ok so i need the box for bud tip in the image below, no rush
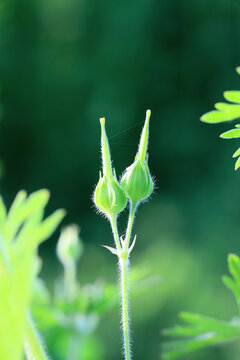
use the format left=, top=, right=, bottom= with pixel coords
left=100, top=117, right=105, bottom=126
left=146, top=109, right=151, bottom=118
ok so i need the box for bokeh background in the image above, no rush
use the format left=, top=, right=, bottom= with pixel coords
left=1, top=0, right=240, bottom=359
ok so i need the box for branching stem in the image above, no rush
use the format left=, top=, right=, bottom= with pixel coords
left=110, top=216, right=122, bottom=252
left=110, top=203, right=137, bottom=360
left=124, top=202, right=137, bottom=251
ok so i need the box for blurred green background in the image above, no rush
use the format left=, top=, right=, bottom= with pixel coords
left=1, top=0, right=240, bottom=359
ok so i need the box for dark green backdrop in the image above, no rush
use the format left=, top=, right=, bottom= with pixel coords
left=1, top=0, right=240, bottom=359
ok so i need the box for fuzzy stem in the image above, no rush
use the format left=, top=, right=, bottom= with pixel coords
left=119, top=257, right=131, bottom=360
left=110, top=205, right=137, bottom=360
left=24, top=311, right=49, bottom=360
left=64, top=260, right=77, bottom=301
left=124, top=202, right=137, bottom=251
left=120, top=203, right=137, bottom=360
left=110, top=216, right=122, bottom=252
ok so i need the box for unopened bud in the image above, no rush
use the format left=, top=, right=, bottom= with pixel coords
left=94, top=171, right=127, bottom=217
left=57, top=225, right=82, bottom=266
left=121, top=110, right=154, bottom=204
left=94, top=117, right=127, bottom=218
left=121, top=157, right=153, bottom=204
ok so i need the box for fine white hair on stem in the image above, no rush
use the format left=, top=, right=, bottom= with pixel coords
left=24, top=311, right=50, bottom=360
left=93, top=110, right=155, bottom=360
left=118, top=257, right=132, bottom=360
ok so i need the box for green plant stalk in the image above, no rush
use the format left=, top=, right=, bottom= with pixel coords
left=64, top=260, right=77, bottom=301
left=95, top=111, right=153, bottom=359
left=124, top=202, right=136, bottom=251
left=119, top=257, right=131, bottom=360
left=110, top=203, right=137, bottom=360
left=24, top=311, right=49, bottom=360
left=110, top=216, right=122, bottom=252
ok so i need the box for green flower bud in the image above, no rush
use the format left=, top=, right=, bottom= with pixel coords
left=94, top=117, right=127, bottom=218
left=94, top=171, right=127, bottom=217
left=56, top=225, right=83, bottom=266
left=121, top=110, right=154, bottom=204
left=121, top=157, right=153, bottom=204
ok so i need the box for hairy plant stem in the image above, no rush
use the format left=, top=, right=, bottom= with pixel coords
left=110, top=216, right=122, bottom=252
left=24, top=311, right=49, bottom=360
left=64, top=260, right=77, bottom=301
left=110, top=203, right=137, bottom=360
left=119, top=257, right=131, bottom=360
left=124, top=203, right=137, bottom=251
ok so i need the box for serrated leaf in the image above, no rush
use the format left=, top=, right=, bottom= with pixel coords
left=224, top=91, right=240, bottom=104
left=162, top=333, right=218, bottom=360
left=220, top=129, right=240, bottom=139
left=163, top=312, right=240, bottom=360
left=163, top=325, right=208, bottom=337
left=163, top=252, right=240, bottom=360
left=235, top=157, right=240, bottom=170
left=0, top=190, right=64, bottom=360
left=3, top=190, right=50, bottom=247
left=179, top=312, right=240, bottom=334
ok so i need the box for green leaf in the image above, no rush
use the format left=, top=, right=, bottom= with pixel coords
left=163, top=253, right=240, bottom=360
left=220, top=129, right=240, bottom=139
left=235, top=157, right=240, bottom=170
left=214, top=103, right=240, bottom=113
left=0, top=196, right=6, bottom=232
left=224, top=91, right=240, bottom=104
left=222, top=275, right=240, bottom=307
left=200, top=67, right=240, bottom=170
left=163, top=325, right=210, bottom=337
left=162, top=333, right=219, bottom=360
left=228, top=254, right=240, bottom=282
left=16, top=209, right=65, bottom=254
left=179, top=312, right=239, bottom=334
left=4, top=190, right=27, bottom=244
left=0, top=190, right=64, bottom=360
left=24, top=189, right=50, bottom=216
left=232, top=148, right=240, bottom=157
left=162, top=312, right=240, bottom=360
left=32, top=209, right=66, bottom=245
left=200, top=110, right=233, bottom=124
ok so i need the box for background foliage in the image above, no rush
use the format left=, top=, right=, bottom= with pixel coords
left=1, top=0, right=240, bottom=359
